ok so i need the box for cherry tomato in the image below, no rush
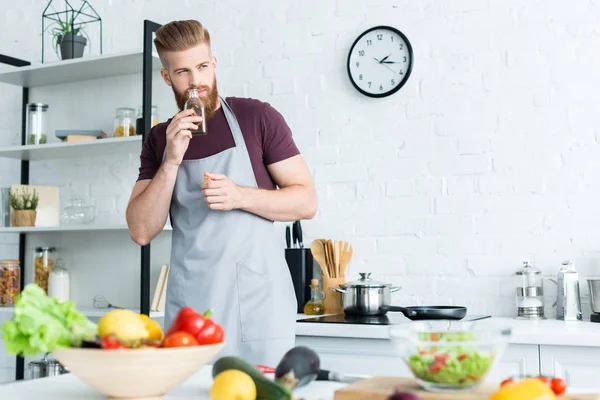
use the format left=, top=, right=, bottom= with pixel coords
left=101, top=335, right=126, bottom=350
left=162, top=331, right=199, bottom=348
left=256, top=365, right=276, bottom=374
left=500, top=377, right=513, bottom=387
left=551, top=377, right=567, bottom=395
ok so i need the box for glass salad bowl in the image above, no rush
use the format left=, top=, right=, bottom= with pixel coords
left=389, top=320, right=512, bottom=392
left=61, top=197, right=95, bottom=225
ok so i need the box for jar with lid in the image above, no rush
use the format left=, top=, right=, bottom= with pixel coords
left=113, top=107, right=136, bottom=137
left=0, top=260, right=20, bottom=306
left=27, top=103, right=49, bottom=145
left=514, top=261, right=545, bottom=319
left=136, top=105, right=159, bottom=127
left=48, top=259, right=70, bottom=303
left=34, top=247, right=56, bottom=294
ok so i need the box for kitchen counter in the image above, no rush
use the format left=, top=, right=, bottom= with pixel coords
left=0, top=366, right=346, bottom=399
left=295, top=315, right=600, bottom=347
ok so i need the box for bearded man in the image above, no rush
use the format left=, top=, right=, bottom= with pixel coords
left=125, top=19, right=317, bottom=365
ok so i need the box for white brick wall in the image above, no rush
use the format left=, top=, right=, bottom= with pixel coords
left=1, top=0, right=600, bottom=334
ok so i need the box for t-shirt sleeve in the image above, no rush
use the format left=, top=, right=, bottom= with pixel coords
left=261, top=102, right=300, bottom=165
left=137, top=128, right=160, bottom=181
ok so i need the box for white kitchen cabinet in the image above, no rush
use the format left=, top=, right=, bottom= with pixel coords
left=540, top=345, right=600, bottom=388
left=486, top=344, right=539, bottom=382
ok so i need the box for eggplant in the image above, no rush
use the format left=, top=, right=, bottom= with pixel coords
left=274, top=346, right=320, bottom=390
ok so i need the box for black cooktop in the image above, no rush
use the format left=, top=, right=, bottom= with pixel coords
left=297, top=313, right=492, bottom=325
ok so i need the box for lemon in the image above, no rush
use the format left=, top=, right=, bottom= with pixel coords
left=210, top=370, right=256, bottom=400
left=139, top=314, right=163, bottom=341
left=98, top=309, right=149, bottom=342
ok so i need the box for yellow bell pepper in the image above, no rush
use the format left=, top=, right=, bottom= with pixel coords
left=489, top=378, right=557, bottom=400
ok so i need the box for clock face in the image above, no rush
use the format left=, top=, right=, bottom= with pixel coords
left=347, top=26, right=414, bottom=98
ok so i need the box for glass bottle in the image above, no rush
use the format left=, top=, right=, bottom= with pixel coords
left=34, top=247, right=56, bottom=294
left=113, top=107, right=136, bottom=137
left=48, top=259, right=70, bottom=303
left=183, top=89, right=207, bottom=135
left=27, top=103, right=49, bottom=145
left=0, top=260, right=20, bottom=306
left=303, top=279, right=325, bottom=315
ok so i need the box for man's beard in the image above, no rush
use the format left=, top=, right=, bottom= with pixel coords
left=172, top=77, right=220, bottom=120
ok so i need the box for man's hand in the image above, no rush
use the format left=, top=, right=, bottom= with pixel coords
left=164, top=109, right=202, bottom=167
left=200, top=172, right=244, bottom=211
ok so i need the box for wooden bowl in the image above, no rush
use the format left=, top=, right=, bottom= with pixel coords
left=52, top=343, right=224, bottom=399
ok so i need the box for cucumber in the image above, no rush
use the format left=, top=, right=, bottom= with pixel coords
left=212, top=356, right=292, bottom=400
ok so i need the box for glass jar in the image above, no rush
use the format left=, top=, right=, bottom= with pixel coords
left=61, top=197, right=95, bottom=225
left=113, top=107, right=136, bottom=137
left=514, top=261, right=545, bottom=319
left=27, top=103, right=49, bottom=145
left=0, top=260, right=20, bottom=306
left=183, top=89, right=207, bottom=135
left=48, top=259, right=70, bottom=303
left=34, top=247, right=56, bottom=294
left=137, top=105, right=159, bottom=127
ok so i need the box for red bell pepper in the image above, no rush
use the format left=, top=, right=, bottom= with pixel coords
left=165, top=307, right=224, bottom=345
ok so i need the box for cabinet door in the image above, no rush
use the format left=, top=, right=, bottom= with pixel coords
left=486, top=344, right=539, bottom=383
left=540, top=345, right=600, bottom=390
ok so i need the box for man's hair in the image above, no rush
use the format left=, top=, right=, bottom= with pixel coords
left=154, top=20, right=211, bottom=66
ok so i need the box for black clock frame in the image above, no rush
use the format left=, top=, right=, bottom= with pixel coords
left=346, top=25, right=414, bottom=98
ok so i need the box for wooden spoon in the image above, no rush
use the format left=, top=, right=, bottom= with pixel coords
left=310, top=240, right=329, bottom=279
left=339, top=241, right=353, bottom=278
left=326, top=239, right=335, bottom=278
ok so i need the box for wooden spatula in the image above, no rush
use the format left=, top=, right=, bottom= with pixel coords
left=339, top=241, right=353, bottom=278
left=310, top=240, right=329, bottom=279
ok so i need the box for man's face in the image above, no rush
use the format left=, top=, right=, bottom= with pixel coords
left=160, top=43, right=220, bottom=119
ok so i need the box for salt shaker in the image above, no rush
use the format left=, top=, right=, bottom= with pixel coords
left=556, top=260, right=582, bottom=321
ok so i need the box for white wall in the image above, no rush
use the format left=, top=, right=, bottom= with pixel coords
left=1, top=0, right=600, bottom=332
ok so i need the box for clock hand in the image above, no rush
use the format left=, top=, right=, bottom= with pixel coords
left=382, top=60, right=401, bottom=64
left=380, top=62, right=399, bottom=75
left=379, top=54, right=391, bottom=63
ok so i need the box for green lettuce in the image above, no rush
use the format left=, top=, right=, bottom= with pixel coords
left=1, top=283, right=97, bottom=356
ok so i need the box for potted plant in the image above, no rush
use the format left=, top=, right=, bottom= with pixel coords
left=51, top=15, right=89, bottom=60
left=10, top=187, right=39, bottom=227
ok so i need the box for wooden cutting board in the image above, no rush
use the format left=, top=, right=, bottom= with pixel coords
left=333, top=377, right=600, bottom=400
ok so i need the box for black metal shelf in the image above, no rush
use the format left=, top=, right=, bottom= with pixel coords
left=0, top=19, right=162, bottom=381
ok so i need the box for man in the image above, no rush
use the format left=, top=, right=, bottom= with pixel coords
left=125, top=19, right=318, bottom=365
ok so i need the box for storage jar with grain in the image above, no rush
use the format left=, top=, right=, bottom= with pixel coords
left=34, top=247, right=55, bottom=294
left=0, top=260, right=20, bottom=306
left=113, top=107, right=136, bottom=137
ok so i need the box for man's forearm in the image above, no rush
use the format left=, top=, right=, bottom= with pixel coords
left=237, top=184, right=317, bottom=222
left=126, top=163, right=178, bottom=245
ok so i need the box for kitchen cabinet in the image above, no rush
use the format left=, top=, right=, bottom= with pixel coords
left=540, top=345, right=600, bottom=388
left=295, top=336, right=539, bottom=381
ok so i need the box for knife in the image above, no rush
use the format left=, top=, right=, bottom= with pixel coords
left=292, top=221, right=298, bottom=248
left=285, top=225, right=291, bottom=249
left=316, top=369, right=369, bottom=384
left=295, top=221, right=304, bottom=248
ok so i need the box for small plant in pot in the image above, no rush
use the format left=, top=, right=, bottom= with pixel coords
left=51, top=15, right=89, bottom=60
left=10, top=187, right=39, bottom=227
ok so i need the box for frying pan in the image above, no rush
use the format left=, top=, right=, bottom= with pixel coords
left=378, top=305, right=467, bottom=321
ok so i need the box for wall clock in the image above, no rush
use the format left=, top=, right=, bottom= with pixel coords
left=347, top=25, right=414, bottom=98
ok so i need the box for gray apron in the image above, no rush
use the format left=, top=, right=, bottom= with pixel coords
left=162, top=96, right=297, bottom=367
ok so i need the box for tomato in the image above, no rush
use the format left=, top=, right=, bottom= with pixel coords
left=162, top=331, right=199, bottom=348
left=434, top=354, right=449, bottom=365
left=458, top=354, right=468, bottom=361
left=101, top=335, right=126, bottom=350
left=256, top=365, right=275, bottom=374
left=429, top=362, right=443, bottom=373
left=550, top=377, right=567, bottom=395
left=500, top=378, right=513, bottom=387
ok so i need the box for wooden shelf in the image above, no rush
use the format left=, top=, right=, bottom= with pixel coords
left=0, top=136, right=143, bottom=161
left=0, top=305, right=164, bottom=319
left=0, top=51, right=162, bottom=87
left=0, top=224, right=172, bottom=234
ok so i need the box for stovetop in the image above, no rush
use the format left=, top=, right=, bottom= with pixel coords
left=297, top=313, right=492, bottom=325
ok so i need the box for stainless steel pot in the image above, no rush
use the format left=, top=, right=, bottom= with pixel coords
left=330, top=273, right=401, bottom=316
left=28, top=353, right=68, bottom=379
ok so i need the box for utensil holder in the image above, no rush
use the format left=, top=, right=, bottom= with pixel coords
left=322, top=277, right=346, bottom=315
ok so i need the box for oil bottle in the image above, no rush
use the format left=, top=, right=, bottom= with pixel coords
left=303, top=279, right=325, bottom=315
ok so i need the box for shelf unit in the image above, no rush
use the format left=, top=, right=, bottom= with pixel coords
left=0, top=306, right=164, bottom=319
left=0, top=20, right=163, bottom=381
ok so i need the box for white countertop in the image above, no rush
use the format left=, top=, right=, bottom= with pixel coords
left=0, top=366, right=344, bottom=400
left=295, top=315, right=600, bottom=347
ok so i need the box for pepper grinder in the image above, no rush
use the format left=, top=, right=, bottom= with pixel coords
left=514, top=261, right=546, bottom=320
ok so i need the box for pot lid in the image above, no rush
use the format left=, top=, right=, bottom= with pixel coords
left=340, top=272, right=391, bottom=288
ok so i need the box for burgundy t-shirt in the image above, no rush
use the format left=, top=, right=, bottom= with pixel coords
left=137, top=97, right=300, bottom=189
